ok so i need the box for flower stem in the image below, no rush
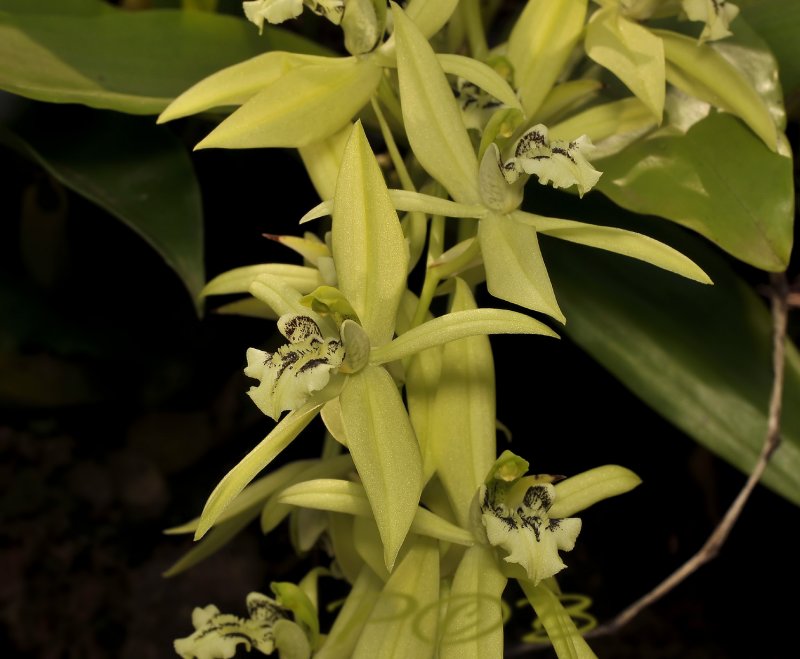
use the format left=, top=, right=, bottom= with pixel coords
left=461, top=0, right=489, bottom=60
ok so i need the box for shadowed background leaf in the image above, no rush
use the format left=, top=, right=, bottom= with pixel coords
left=596, top=112, right=794, bottom=272
left=0, top=0, right=328, bottom=114
left=1, top=100, right=204, bottom=303
left=543, top=211, right=800, bottom=506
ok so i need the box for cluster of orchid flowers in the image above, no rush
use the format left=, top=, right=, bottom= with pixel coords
left=156, top=0, right=768, bottom=656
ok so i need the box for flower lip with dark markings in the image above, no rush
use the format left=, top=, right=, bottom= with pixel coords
left=244, top=313, right=345, bottom=420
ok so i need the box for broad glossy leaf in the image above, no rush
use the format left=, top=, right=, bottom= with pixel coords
left=369, top=307, right=558, bottom=366
left=2, top=105, right=204, bottom=301
left=478, top=213, right=565, bottom=323
left=351, top=537, right=439, bottom=659
left=392, top=3, right=480, bottom=204
left=707, top=17, right=786, bottom=133
left=0, top=0, right=102, bottom=14
left=429, top=280, right=497, bottom=527
left=332, top=122, right=408, bottom=345
left=506, top=0, right=588, bottom=118
left=440, top=545, right=507, bottom=659
left=183, top=0, right=218, bottom=10
left=545, top=223, right=800, bottom=506
left=740, top=0, right=800, bottom=95
left=195, top=402, right=323, bottom=539
left=595, top=112, right=793, bottom=271
left=0, top=1, right=325, bottom=114
left=339, top=366, right=424, bottom=570
left=197, top=57, right=381, bottom=149
left=656, top=28, right=778, bottom=150
left=513, top=211, right=711, bottom=284
left=585, top=8, right=665, bottom=120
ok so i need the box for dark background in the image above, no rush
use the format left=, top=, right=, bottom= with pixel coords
left=1, top=76, right=799, bottom=659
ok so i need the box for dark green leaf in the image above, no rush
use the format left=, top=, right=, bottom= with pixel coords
left=2, top=103, right=204, bottom=303
left=596, top=112, right=794, bottom=271
left=545, top=222, right=800, bottom=506
left=739, top=0, right=800, bottom=96
left=0, top=0, right=328, bottom=114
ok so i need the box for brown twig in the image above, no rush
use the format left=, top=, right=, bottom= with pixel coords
left=589, top=272, right=791, bottom=638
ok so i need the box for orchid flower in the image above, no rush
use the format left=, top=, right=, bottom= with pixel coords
left=584, top=0, right=776, bottom=150
left=681, top=0, right=739, bottom=42
left=174, top=592, right=291, bottom=659
left=300, top=4, right=709, bottom=325
left=243, top=0, right=345, bottom=32
left=189, top=122, right=558, bottom=574
left=175, top=581, right=320, bottom=659
left=479, top=452, right=581, bottom=585
left=244, top=313, right=346, bottom=421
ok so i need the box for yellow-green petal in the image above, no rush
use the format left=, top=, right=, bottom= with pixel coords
left=351, top=537, right=440, bottom=659
left=202, top=264, right=322, bottom=298
left=507, top=0, right=589, bottom=118
left=157, top=50, right=324, bottom=123
left=429, top=279, right=497, bottom=527
left=196, top=57, right=381, bottom=149
left=656, top=28, right=777, bottom=150
left=440, top=544, right=507, bottom=658
left=478, top=214, right=564, bottom=323
left=512, top=211, right=712, bottom=284
left=585, top=7, right=665, bottom=121
left=519, top=581, right=598, bottom=659
left=392, top=3, right=480, bottom=204
left=332, top=122, right=409, bottom=345
left=339, top=366, right=423, bottom=570
left=277, top=478, right=474, bottom=545
left=195, top=401, right=322, bottom=539
left=551, top=465, right=642, bottom=518
left=369, top=307, right=558, bottom=365
left=314, top=566, right=383, bottom=659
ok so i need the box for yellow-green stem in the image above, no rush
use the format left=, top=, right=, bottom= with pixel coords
left=411, top=236, right=481, bottom=328
left=461, top=0, right=489, bottom=60
left=370, top=97, right=416, bottom=192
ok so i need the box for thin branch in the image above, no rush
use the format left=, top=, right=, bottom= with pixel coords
left=590, top=272, right=790, bottom=637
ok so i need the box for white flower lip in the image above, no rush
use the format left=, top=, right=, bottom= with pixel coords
left=245, top=314, right=345, bottom=420
left=480, top=474, right=582, bottom=585
left=501, top=123, right=602, bottom=197
left=243, top=0, right=304, bottom=32
left=174, top=592, right=287, bottom=659
left=682, top=0, right=740, bottom=42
